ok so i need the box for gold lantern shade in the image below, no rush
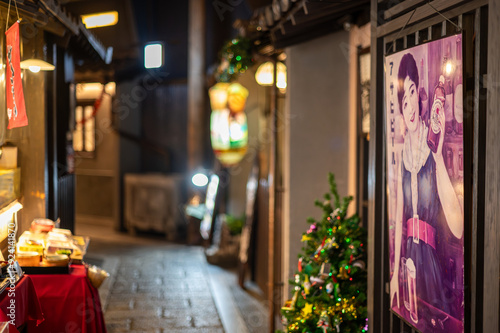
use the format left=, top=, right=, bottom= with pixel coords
left=208, top=83, right=230, bottom=110
left=209, top=83, right=249, bottom=166
left=227, top=83, right=249, bottom=113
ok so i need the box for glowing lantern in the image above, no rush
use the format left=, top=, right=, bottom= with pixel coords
left=209, top=82, right=249, bottom=166
left=255, top=61, right=287, bottom=91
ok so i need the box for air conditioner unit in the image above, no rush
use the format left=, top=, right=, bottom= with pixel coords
left=124, top=173, right=183, bottom=240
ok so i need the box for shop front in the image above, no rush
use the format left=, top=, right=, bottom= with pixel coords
left=0, top=0, right=112, bottom=331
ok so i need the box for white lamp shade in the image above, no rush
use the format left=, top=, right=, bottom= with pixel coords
left=20, top=58, right=55, bottom=72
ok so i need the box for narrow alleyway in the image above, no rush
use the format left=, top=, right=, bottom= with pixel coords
left=76, top=224, right=268, bottom=333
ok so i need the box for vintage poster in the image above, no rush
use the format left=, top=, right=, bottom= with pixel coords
left=385, top=34, right=464, bottom=332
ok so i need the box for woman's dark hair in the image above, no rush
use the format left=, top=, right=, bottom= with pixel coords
left=397, top=53, right=421, bottom=115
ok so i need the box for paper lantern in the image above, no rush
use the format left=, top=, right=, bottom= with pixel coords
left=209, top=83, right=249, bottom=166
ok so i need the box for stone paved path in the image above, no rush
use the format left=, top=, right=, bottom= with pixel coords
left=79, top=224, right=268, bottom=333
left=100, top=244, right=223, bottom=333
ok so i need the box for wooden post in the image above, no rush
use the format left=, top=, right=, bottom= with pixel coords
left=268, top=57, right=277, bottom=333
left=188, top=0, right=206, bottom=173
left=484, top=1, right=500, bottom=332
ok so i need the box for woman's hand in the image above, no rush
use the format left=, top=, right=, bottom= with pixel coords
left=390, top=270, right=400, bottom=309
left=432, top=106, right=446, bottom=160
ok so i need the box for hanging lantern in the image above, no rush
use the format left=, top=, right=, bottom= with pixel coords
left=255, top=61, right=287, bottom=91
left=209, top=82, right=249, bottom=166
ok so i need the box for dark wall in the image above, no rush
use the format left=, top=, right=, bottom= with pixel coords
left=141, top=82, right=188, bottom=173
left=125, top=0, right=251, bottom=174
left=131, top=0, right=189, bottom=80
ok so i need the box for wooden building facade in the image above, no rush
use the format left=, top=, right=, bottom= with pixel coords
left=367, top=0, right=499, bottom=332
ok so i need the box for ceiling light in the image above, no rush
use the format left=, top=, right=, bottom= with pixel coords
left=81, top=11, right=119, bottom=29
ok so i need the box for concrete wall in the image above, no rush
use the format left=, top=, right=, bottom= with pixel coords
left=74, top=84, right=119, bottom=229
left=284, top=30, right=352, bottom=283
left=225, top=69, right=265, bottom=218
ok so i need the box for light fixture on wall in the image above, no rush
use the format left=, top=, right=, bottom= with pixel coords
left=255, top=61, right=287, bottom=91
left=192, top=172, right=209, bottom=187
left=144, top=43, right=163, bottom=69
left=20, top=58, right=54, bottom=73
left=20, top=33, right=55, bottom=73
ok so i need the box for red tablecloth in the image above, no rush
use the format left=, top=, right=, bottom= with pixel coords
left=28, top=265, right=106, bottom=333
left=0, top=275, right=44, bottom=332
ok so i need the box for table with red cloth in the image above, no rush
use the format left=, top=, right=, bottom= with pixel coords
left=28, top=265, right=107, bottom=333
left=0, top=275, right=44, bottom=333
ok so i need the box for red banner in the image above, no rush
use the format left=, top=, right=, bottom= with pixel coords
left=6, top=21, right=27, bottom=129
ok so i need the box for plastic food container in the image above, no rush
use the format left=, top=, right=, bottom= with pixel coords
left=50, top=228, right=72, bottom=237
left=30, top=218, right=55, bottom=233
left=45, top=254, right=69, bottom=266
left=17, top=251, right=41, bottom=266
left=18, top=231, right=46, bottom=255
left=45, top=240, right=74, bottom=256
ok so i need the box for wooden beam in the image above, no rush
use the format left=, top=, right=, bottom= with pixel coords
left=382, top=0, right=487, bottom=46
left=39, top=0, right=79, bottom=35
left=77, top=21, right=110, bottom=63
left=384, top=0, right=424, bottom=20
left=0, top=1, right=68, bottom=37
left=377, top=0, right=464, bottom=37
left=483, top=1, right=500, bottom=332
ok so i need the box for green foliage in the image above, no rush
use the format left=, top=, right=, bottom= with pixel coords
left=225, top=214, right=244, bottom=235
left=278, top=173, right=368, bottom=333
left=216, top=37, right=254, bottom=83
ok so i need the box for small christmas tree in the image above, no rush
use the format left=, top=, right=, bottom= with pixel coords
left=279, top=173, right=368, bottom=333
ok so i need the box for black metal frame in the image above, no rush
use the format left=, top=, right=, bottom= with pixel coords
left=368, top=1, right=491, bottom=332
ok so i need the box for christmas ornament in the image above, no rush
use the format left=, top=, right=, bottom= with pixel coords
left=353, top=260, right=366, bottom=270
left=311, top=236, right=327, bottom=260
left=303, top=264, right=313, bottom=275
left=302, top=303, right=313, bottom=316
left=338, top=266, right=349, bottom=280
left=326, top=282, right=334, bottom=294
left=301, top=234, right=312, bottom=242
left=307, top=223, right=317, bottom=234
left=319, top=262, right=331, bottom=279
left=310, top=276, right=325, bottom=285
left=303, top=275, right=311, bottom=295
left=317, top=311, right=331, bottom=333
left=282, top=290, right=299, bottom=311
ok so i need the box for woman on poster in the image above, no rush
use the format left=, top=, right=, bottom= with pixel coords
left=389, top=53, right=463, bottom=317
